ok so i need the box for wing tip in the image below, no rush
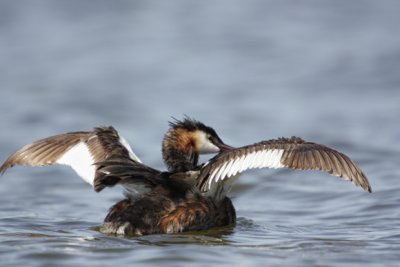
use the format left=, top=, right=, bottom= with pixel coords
left=0, top=165, right=7, bottom=175
left=93, top=173, right=107, bottom=193
left=355, top=169, right=372, bottom=193
left=0, top=158, right=15, bottom=175
left=351, top=172, right=372, bottom=193
left=363, top=182, right=372, bottom=193
left=94, top=183, right=105, bottom=193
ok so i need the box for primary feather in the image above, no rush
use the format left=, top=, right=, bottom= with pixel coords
left=197, top=137, right=371, bottom=198
left=0, top=127, right=142, bottom=191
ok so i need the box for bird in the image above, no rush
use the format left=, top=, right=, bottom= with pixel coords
left=0, top=117, right=371, bottom=235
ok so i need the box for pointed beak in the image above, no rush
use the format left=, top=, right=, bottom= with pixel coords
left=217, top=142, right=234, bottom=152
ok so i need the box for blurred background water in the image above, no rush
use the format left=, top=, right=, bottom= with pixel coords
left=0, top=1, right=399, bottom=267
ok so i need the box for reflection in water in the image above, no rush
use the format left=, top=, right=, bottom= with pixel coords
left=92, top=224, right=236, bottom=246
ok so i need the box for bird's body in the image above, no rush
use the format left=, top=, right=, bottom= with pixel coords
left=0, top=117, right=371, bottom=235
left=101, top=186, right=235, bottom=235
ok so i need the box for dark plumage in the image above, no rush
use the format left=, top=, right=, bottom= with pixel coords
left=101, top=187, right=235, bottom=235
left=0, top=118, right=371, bottom=236
left=169, top=117, right=221, bottom=141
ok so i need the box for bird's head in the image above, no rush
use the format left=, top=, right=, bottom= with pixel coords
left=162, top=117, right=232, bottom=171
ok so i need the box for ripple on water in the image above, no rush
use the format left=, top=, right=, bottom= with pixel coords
left=1, top=1, right=400, bottom=267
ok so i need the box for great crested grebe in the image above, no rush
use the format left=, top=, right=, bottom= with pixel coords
left=0, top=117, right=371, bottom=235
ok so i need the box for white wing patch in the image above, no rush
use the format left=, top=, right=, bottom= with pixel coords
left=119, top=135, right=142, bottom=163
left=56, top=135, right=141, bottom=186
left=1, top=127, right=143, bottom=192
left=57, top=142, right=96, bottom=185
left=207, top=149, right=285, bottom=189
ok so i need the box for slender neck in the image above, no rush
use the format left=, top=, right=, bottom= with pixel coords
left=162, top=128, right=199, bottom=172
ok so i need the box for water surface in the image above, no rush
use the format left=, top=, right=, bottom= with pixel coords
left=0, top=1, right=399, bottom=267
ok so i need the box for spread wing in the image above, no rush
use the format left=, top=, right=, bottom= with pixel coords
left=0, top=127, right=148, bottom=192
left=94, top=158, right=199, bottom=196
left=196, top=137, right=371, bottom=196
left=93, top=158, right=164, bottom=195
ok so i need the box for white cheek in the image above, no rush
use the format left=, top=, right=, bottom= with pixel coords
left=197, top=132, right=220, bottom=154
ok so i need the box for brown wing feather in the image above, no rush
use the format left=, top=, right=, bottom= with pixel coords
left=0, top=127, right=144, bottom=193
left=280, top=142, right=371, bottom=192
left=0, top=132, right=86, bottom=172
left=197, top=137, right=371, bottom=196
left=93, top=158, right=162, bottom=193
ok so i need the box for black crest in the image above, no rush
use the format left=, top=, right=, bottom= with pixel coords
left=169, top=116, right=219, bottom=138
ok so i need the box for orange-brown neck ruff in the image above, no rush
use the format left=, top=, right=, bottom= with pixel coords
left=162, top=128, right=199, bottom=172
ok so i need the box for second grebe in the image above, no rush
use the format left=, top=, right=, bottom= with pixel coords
left=0, top=117, right=371, bottom=235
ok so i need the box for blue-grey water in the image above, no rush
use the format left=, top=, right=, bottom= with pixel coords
left=0, top=1, right=399, bottom=266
